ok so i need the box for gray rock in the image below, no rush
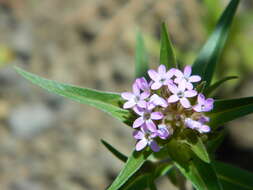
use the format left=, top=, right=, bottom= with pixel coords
left=8, top=104, right=55, bottom=139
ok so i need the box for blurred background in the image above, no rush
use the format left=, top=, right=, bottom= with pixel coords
left=0, top=0, right=253, bottom=189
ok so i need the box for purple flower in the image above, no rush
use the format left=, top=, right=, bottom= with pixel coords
left=167, top=83, right=197, bottom=108
left=135, top=77, right=151, bottom=97
left=133, top=126, right=160, bottom=152
left=150, top=94, right=168, bottom=108
left=156, top=124, right=170, bottom=139
left=174, top=66, right=201, bottom=90
left=133, top=102, right=163, bottom=132
left=184, top=118, right=210, bottom=133
left=193, top=93, right=214, bottom=112
left=199, top=116, right=210, bottom=124
left=148, top=65, right=174, bottom=90
left=121, top=82, right=149, bottom=109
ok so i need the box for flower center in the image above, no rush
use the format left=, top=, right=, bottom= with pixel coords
left=134, top=96, right=140, bottom=102
left=160, top=78, right=166, bottom=83
left=143, top=112, right=151, bottom=120
left=177, top=91, right=184, bottom=98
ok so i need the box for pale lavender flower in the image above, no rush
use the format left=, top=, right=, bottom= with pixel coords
left=167, top=83, right=197, bottom=108
left=121, top=82, right=149, bottom=109
left=135, top=77, right=151, bottom=97
left=184, top=118, right=210, bottom=133
left=133, top=102, right=163, bottom=132
left=156, top=124, right=170, bottom=139
left=150, top=94, right=168, bottom=108
left=133, top=125, right=160, bottom=152
left=199, top=116, right=210, bottom=124
left=148, top=65, right=174, bottom=90
left=174, top=66, right=201, bottom=90
left=193, top=93, right=214, bottom=112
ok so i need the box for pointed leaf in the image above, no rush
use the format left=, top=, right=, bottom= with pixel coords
left=107, top=150, right=152, bottom=190
left=185, top=137, right=210, bottom=163
left=208, top=97, right=253, bottom=127
left=166, top=140, right=222, bottom=190
left=135, top=31, right=149, bottom=79
left=205, top=76, right=238, bottom=96
left=192, top=0, right=240, bottom=87
left=101, top=139, right=128, bottom=162
left=160, top=23, right=177, bottom=69
left=215, top=161, right=253, bottom=190
left=15, top=67, right=132, bottom=125
left=122, top=174, right=149, bottom=190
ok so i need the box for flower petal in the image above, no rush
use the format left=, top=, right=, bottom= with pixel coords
left=132, top=83, right=140, bottom=95
left=121, top=92, right=134, bottom=100
left=123, top=100, right=136, bottom=109
left=146, top=120, right=157, bottom=132
left=189, top=75, right=201, bottom=83
left=151, top=112, right=164, bottom=120
left=193, top=104, right=202, bottom=112
left=137, top=100, right=147, bottom=108
left=158, top=64, right=166, bottom=74
left=180, top=98, right=191, bottom=108
left=168, top=95, right=179, bottom=103
left=184, top=65, right=192, bottom=78
left=150, top=94, right=168, bottom=107
left=151, top=82, right=162, bottom=90
left=197, top=93, right=206, bottom=104
left=174, top=69, right=183, bottom=78
left=168, top=84, right=179, bottom=94
left=149, top=140, right=160, bottom=152
left=185, top=82, right=193, bottom=90
left=148, top=70, right=159, bottom=81
left=136, top=139, right=148, bottom=151
left=184, top=90, right=197, bottom=97
left=133, top=117, right=145, bottom=128
left=133, top=130, right=144, bottom=140
left=198, top=125, right=211, bottom=133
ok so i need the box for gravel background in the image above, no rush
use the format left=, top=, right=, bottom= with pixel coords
left=0, top=0, right=253, bottom=189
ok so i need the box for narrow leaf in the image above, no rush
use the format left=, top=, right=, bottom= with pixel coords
left=208, top=97, right=253, bottom=127
left=160, top=23, right=177, bottom=69
left=185, top=137, right=210, bottom=163
left=205, top=76, right=238, bottom=96
left=135, top=31, right=149, bottom=79
left=122, top=174, right=149, bottom=190
left=15, top=67, right=132, bottom=125
left=167, top=140, right=222, bottom=190
left=107, top=150, right=152, bottom=190
left=101, top=139, right=128, bottom=162
left=215, top=161, right=253, bottom=190
left=192, top=0, right=240, bottom=87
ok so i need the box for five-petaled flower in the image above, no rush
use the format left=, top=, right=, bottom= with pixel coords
left=168, top=83, right=197, bottom=108
left=193, top=93, right=214, bottom=112
left=148, top=64, right=174, bottom=90
left=174, top=66, right=201, bottom=90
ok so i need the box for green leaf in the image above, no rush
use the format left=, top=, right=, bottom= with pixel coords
left=208, top=97, right=253, bottom=127
left=160, top=23, right=177, bottom=69
left=206, top=129, right=227, bottom=153
left=192, top=0, right=240, bottom=87
left=166, top=140, right=222, bottom=190
left=122, top=174, right=149, bottom=190
left=101, top=139, right=128, bottom=162
left=107, top=150, right=152, bottom=190
left=185, top=136, right=210, bottom=163
left=121, top=162, right=173, bottom=190
left=205, top=76, right=238, bottom=96
left=135, top=31, right=149, bottom=79
left=15, top=67, right=132, bottom=125
left=214, top=161, right=253, bottom=190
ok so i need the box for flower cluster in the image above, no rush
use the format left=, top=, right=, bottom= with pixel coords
left=121, top=65, right=214, bottom=152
